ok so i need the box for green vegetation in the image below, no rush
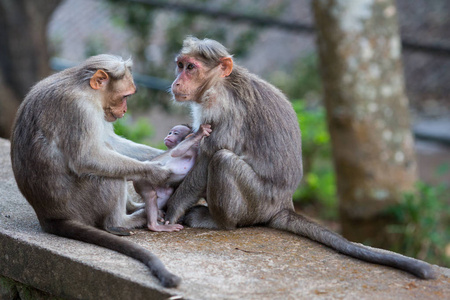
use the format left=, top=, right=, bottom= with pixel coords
left=386, top=176, right=450, bottom=267
left=291, top=100, right=338, bottom=220
left=114, top=114, right=155, bottom=146
left=271, top=54, right=322, bottom=101
left=271, top=53, right=338, bottom=219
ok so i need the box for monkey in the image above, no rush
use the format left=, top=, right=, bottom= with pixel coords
left=133, top=123, right=212, bottom=232
left=10, top=54, right=181, bottom=288
left=164, top=36, right=436, bottom=280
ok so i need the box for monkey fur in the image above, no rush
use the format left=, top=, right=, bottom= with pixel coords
left=10, top=54, right=180, bottom=288
left=166, top=36, right=435, bottom=280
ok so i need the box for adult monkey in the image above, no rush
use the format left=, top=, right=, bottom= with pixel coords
left=10, top=55, right=180, bottom=288
left=166, top=36, right=435, bottom=279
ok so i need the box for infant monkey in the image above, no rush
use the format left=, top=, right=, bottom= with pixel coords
left=134, top=124, right=212, bottom=232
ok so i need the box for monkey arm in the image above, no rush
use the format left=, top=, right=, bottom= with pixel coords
left=107, top=132, right=164, bottom=161
left=169, top=135, right=200, bottom=158
left=165, top=157, right=209, bottom=223
left=170, top=124, right=211, bottom=158
left=69, top=141, right=170, bottom=184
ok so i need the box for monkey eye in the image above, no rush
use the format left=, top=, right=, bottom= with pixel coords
left=177, top=62, right=183, bottom=69
left=187, top=63, right=195, bottom=70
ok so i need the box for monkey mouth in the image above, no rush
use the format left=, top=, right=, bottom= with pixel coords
left=114, top=112, right=125, bottom=119
left=173, top=93, right=190, bottom=101
left=164, top=139, right=176, bottom=148
left=105, top=112, right=125, bottom=122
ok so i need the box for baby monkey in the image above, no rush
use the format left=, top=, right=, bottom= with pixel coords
left=134, top=124, right=212, bottom=232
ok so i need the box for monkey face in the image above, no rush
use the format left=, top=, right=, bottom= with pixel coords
left=171, top=55, right=233, bottom=104
left=103, top=71, right=136, bottom=122
left=171, top=56, right=208, bottom=103
left=164, top=125, right=191, bottom=149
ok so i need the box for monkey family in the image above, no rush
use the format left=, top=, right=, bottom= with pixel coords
left=10, top=37, right=436, bottom=288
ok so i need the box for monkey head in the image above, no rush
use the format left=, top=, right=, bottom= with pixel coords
left=164, top=125, right=191, bottom=149
left=171, top=39, right=233, bottom=103
left=89, top=69, right=136, bottom=122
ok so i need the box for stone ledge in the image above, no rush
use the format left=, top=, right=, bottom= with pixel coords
left=1, top=137, right=449, bottom=300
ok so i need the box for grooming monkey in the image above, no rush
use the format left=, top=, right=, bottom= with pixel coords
left=10, top=55, right=180, bottom=288
left=134, top=123, right=211, bottom=232
left=165, top=36, right=436, bottom=279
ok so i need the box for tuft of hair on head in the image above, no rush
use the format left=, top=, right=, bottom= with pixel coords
left=79, top=54, right=133, bottom=83
left=180, top=36, right=232, bottom=68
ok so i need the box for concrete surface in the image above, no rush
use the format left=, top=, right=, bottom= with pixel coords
left=0, top=137, right=449, bottom=300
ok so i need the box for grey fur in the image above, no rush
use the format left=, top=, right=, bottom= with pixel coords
left=10, top=54, right=180, bottom=288
left=166, top=37, right=435, bottom=280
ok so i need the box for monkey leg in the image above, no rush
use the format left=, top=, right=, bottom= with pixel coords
left=183, top=205, right=220, bottom=229
left=146, top=189, right=183, bottom=232
left=126, top=198, right=145, bottom=213
left=155, top=186, right=174, bottom=210
left=165, top=159, right=209, bottom=224
left=185, top=149, right=275, bottom=229
left=104, top=191, right=147, bottom=230
left=121, top=208, right=147, bottom=229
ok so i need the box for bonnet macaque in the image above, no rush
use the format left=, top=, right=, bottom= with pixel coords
left=10, top=54, right=180, bottom=287
left=165, top=36, right=435, bottom=280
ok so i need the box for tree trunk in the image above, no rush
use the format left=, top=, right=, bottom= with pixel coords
left=0, top=0, right=61, bottom=138
left=312, top=0, right=418, bottom=246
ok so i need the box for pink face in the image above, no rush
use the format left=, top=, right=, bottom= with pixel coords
left=164, top=125, right=191, bottom=149
left=171, top=56, right=206, bottom=103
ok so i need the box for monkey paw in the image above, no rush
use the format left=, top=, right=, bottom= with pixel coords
left=147, top=223, right=184, bottom=232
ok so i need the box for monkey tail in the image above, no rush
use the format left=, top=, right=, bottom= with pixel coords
left=268, top=209, right=436, bottom=279
left=44, top=219, right=181, bottom=288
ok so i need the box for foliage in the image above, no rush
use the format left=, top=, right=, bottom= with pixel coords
left=386, top=177, right=450, bottom=267
left=291, top=100, right=338, bottom=219
left=271, top=53, right=322, bottom=101
left=113, top=114, right=155, bottom=145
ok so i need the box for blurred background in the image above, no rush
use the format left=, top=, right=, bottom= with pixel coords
left=0, top=0, right=448, bottom=267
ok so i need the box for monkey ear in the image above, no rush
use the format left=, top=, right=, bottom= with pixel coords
left=220, top=57, right=233, bottom=77
left=89, top=70, right=109, bottom=90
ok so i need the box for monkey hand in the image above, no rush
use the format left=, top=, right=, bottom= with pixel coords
left=198, top=124, right=212, bottom=137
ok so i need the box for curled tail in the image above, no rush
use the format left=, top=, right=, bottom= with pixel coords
left=44, top=219, right=181, bottom=288
left=268, top=209, right=436, bottom=279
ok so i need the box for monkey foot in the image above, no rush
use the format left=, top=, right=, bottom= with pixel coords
left=106, top=227, right=133, bottom=236
left=147, top=223, right=184, bottom=232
